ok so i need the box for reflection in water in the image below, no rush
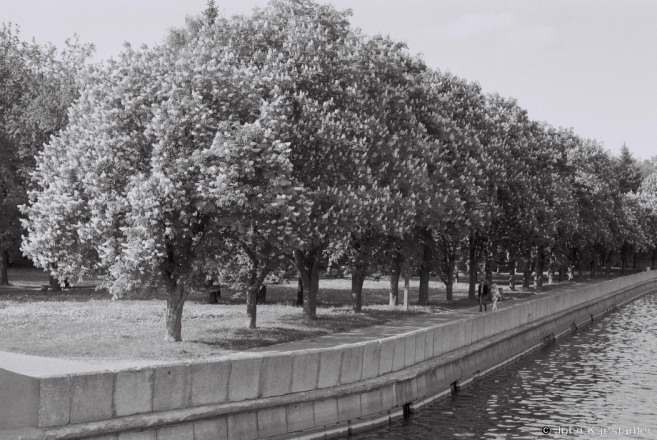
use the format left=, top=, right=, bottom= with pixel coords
left=352, top=293, right=657, bottom=439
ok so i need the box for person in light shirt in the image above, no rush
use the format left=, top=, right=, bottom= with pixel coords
left=490, top=283, right=502, bottom=311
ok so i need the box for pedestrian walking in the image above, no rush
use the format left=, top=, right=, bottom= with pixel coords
left=491, top=283, right=501, bottom=311
left=478, top=281, right=489, bottom=312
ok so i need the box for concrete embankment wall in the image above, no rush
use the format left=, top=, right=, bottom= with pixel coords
left=2, top=271, right=656, bottom=440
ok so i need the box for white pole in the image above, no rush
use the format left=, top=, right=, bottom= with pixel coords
left=403, top=272, right=410, bottom=310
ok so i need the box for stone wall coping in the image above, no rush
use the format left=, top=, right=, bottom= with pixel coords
left=14, top=274, right=656, bottom=440
left=1, top=271, right=655, bottom=437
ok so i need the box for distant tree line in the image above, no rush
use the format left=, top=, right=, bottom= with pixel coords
left=2, top=1, right=657, bottom=341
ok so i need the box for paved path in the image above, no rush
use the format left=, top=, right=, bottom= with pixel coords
left=251, top=277, right=619, bottom=354
left=0, top=352, right=172, bottom=377
left=251, top=297, right=519, bottom=354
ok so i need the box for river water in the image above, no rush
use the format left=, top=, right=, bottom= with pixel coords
left=352, top=292, right=657, bottom=439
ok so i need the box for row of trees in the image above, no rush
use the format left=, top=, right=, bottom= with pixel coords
left=4, top=1, right=657, bottom=341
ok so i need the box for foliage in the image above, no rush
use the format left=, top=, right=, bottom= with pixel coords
left=1, top=24, right=93, bottom=284
left=616, top=143, right=643, bottom=194
left=18, top=0, right=657, bottom=340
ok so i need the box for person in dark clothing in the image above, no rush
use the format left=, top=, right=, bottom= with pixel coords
left=478, top=282, right=489, bottom=312
left=209, top=286, right=221, bottom=304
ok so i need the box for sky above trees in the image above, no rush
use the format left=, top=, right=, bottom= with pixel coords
left=3, top=0, right=655, bottom=160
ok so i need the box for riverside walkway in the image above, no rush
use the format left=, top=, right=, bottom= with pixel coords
left=2, top=273, right=654, bottom=440
left=252, top=277, right=616, bottom=353
left=0, top=277, right=620, bottom=376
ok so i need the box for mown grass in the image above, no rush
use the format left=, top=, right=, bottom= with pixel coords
left=0, top=268, right=450, bottom=361
left=0, top=299, right=444, bottom=361
left=0, top=266, right=639, bottom=362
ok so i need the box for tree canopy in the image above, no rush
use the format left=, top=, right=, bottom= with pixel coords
left=13, top=0, right=657, bottom=341
left=0, top=24, right=93, bottom=285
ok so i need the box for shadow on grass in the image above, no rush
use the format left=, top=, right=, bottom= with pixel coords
left=188, top=308, right=435, bottom=351
left=0, top=288, right=109, bottom=302
left=189, top=327, right=323, bottom=351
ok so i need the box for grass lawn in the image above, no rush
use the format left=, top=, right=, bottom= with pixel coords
left=0, top=266, right=642, bottom=362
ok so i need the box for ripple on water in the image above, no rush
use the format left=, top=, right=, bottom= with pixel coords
left=351, top=293, right=657, bottom=440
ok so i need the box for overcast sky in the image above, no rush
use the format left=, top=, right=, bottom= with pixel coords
left=3, top=0, right=655, bottom=159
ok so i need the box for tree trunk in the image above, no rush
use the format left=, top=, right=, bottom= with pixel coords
left=352, top=267, right=365, bottom=313
left=508, top=258, right=516, bottom=291
left=246, top=283, right=258, bottom=329
left=534, top=247, right=544, bottom=289
left=590, top=255, right=596, bottom=278
left=652, top=248, right=657, bottom=270
left=403, top=271, right=410, bottom=309
left=418, top=268, right=430, bottom=306
left=389, top=253, right=401, bottom=306
left=484, top=249, right=493, bottom=288
left=296, top=278, right=304, bottom=306
left=445, top=278, right=453, bottom=302
left=468, top=233, right=477, bottom=300
left=621, top=253, right=626, bottom=274
left=606, top=252, right=612, bottom=276
left=546, top=251, right=554, bottom=284
left=445, top=252, right=455, bottom=302
left=49, top=274, right=61, bottom=292
left=295, top=249, right=320, bottom=320
left=636, top=253, right=641, bottom=271
left=492, top=244, right=501, bottom=276
left=533, top=252, right=539, bottom=288
left=246, top=269, right=269, bottom=329
left=257, top=284, right=267, bottom=305
left=539, top=247, right=545, bottom=287
left=522, top=252, right=532, bottom=288
left=307, top=259, right=320, bottom=319
left=418, top=244, right=431, bottom=305
left=418, top=266, right=430, bottom=305
left=0, top=250, right=8, bottom=285
left=209, top=287, right=220, bottom=304
left=165, top=282, right=188, bottom=342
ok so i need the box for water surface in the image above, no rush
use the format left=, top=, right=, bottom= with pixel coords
left=352, top=293, right=657, bottom=439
